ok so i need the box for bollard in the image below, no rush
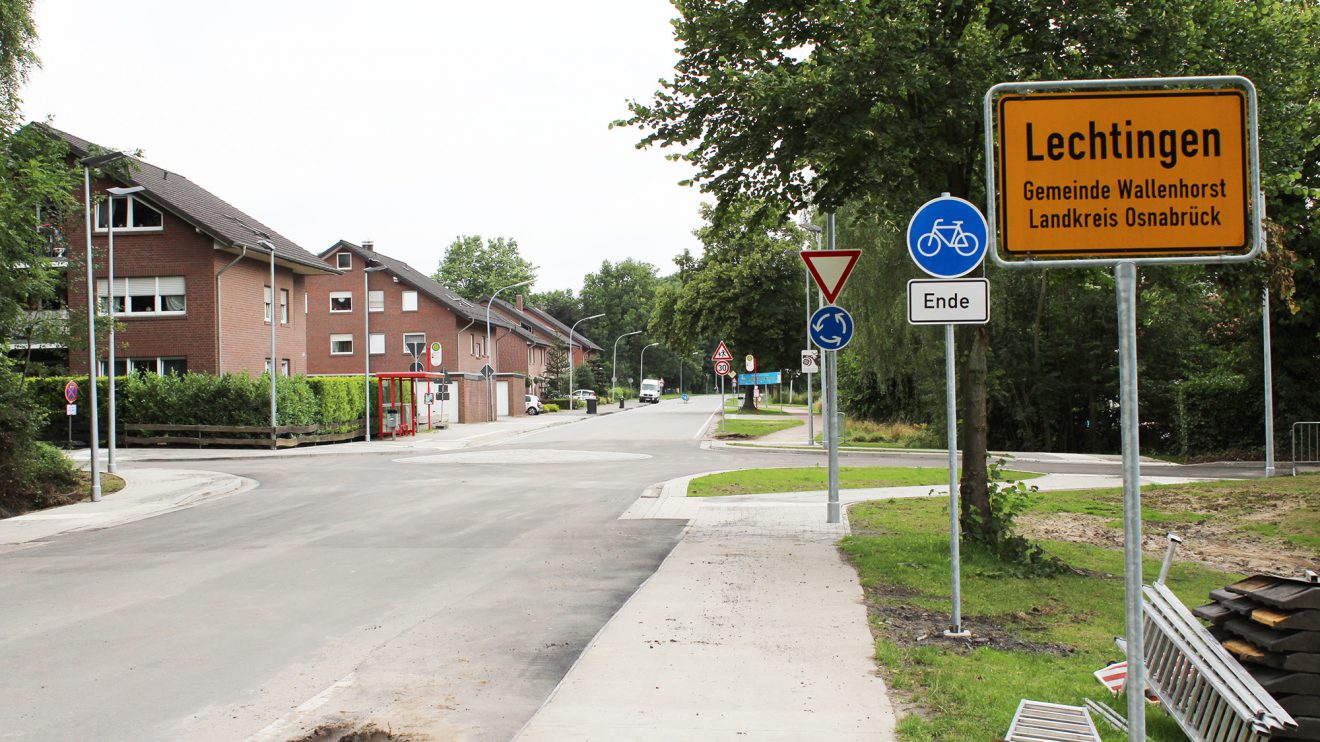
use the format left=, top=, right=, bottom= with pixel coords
left=1156, top=532, right=1182, bottom=584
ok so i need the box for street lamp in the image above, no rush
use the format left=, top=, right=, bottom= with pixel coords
left=679, top=350, right=699, bottom=396
left=568, top=313, right=604, bottom=410
left=611, top=330, right=642, bottom=402
left=485, top=279, right=533, bottom=420
left=798, top=220, right=823, bottom=446
left=639, top=342, right=659, bottom=393
left=102, top=185, right=144, bottom=473
left=79, top=151, right=127, bottom=502
left=363, top=259, right=388, bottom=441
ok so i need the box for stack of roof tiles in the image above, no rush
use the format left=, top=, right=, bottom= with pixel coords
left=1195, top=574, right=1320, bottom=739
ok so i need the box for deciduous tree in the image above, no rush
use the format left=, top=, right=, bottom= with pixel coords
left=433, top=235, right=536, bottom=300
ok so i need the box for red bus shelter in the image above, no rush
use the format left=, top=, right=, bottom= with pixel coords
left=373, top=371, right=449, bottom=438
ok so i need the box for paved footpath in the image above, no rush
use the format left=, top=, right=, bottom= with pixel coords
left=515, top=470, right=1211, bottom=742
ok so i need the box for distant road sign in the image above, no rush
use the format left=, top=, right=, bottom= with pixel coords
left=801, top=349, right=819, bottom=374
left=714, top=359, right=731, bottom=376
left=992, top=86, right=1252, bottom=259
left=63, top=380, right=79, bottom=404
left=800, top=249, right=862, bottom=304
left=480, top=364, right=495, bottom=379
left=737, top=371, right=782, bottom=386
left=745, top=354, right=756, bottom=372
left=809, top=305, right=854, bottom=351
left=429, top=341, right=443, bottom=368
left=907, top=279, right=990, bottom=325
left=711, top=341, right=733, bottom=362
left=907, top=196, right=989, bottom=278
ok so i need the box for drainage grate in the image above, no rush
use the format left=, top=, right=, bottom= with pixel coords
left=1004, top=699, right=1101, bottom=741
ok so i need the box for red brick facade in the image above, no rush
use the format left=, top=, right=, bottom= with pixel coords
left=304, top=243, right=528, bottom=422
left=65, top=180, right=312, bottom=377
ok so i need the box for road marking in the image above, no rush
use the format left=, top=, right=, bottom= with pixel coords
left=247, top=671, right=357, bottom=741
left=694, top=409, right=720, bottom=440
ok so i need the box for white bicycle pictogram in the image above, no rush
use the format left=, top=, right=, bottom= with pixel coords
left=916, top=218, right=980, bottom=258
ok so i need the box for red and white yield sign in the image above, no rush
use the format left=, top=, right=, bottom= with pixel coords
left=711, top=340, right=733, bottom=363
left=801, top=249, right=862, bottom=304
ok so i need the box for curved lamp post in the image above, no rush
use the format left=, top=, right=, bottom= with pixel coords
left=611, top=330, right=642, bottom=402
left=80, top=152, right=128, bottom=501
left=567, top=313, right=604, bottom=409
left=102, top=184, right=144, bottom=474
left=639, top=342, right=659, bottom=393
left=486, top=279, right=533, bottom=420
left=362, top=259, right=387, bottom=441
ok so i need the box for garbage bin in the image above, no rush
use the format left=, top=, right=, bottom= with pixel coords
left=586, top=398, right=598, bottom=414
left=619, top=398, right=626, bottom=409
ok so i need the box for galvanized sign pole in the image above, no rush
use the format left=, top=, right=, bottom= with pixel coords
left=944, top=323, right=964, bottom=635
left=826, top=213, right=840, bottom=523
left=985, top=75, right=1262, bottom=742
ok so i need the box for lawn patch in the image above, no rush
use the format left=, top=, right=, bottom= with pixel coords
left=713, top=418, right=801, bottom=439
left=686, top=466, right=1040, bottom=497
left=840, top=496, right=1238, bottom=741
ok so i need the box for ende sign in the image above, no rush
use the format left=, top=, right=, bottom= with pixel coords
left=995, top=87, right=1251, bottom=258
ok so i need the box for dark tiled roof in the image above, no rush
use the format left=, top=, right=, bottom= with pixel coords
left=322, top=241, right=531, bottom=340
left=483, top=296, right=563, bottom=346
left=525, top=306, right=604, bottom=351
left=37, top=123, right=335, bottom=275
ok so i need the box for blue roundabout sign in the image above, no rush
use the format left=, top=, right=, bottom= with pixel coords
left=810, top=305, right=854, bottom=351
left=906, top=195, right=989, bottom=278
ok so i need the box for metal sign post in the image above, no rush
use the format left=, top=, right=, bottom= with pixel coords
left=984, top=75, right=1262, bottom=742
left=906, top=194, right=990, bottom=639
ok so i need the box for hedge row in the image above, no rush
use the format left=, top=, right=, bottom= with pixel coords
left=1175, top=372, right=1260, bottom=456
left=25, top=373, right=376, bottom=441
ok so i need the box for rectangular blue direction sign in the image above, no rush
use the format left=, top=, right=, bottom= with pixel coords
left=737, top=371, right=782, bottom=386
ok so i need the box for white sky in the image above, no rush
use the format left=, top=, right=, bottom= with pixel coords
left=22, top=0, right=706, bottom=293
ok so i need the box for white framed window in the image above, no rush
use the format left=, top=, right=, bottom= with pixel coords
left=402, top=291, right=418, bottom=312
left=403, top=333, right=426, bottom=358
left=304, top=292, right=308, bottom=315
left=280, top=289, right=289, bottom=324
left=336, top=252, right=352, bottom=270
left=100, top=356, right=186, bottom=376
left=94, top=195, right=164, bottom=232
left=368, top=290, right=384, bottom=313
left=329, top=291, right=352, bottom=313
left=97, top=276, right=186, bottom=316
left=264, top=286, right=273, bottom=322
left=369, top=333, right=385, bottom=355
left=330, top=334, right=354, bottom=355
left=264, top=358, right=289, bottom=376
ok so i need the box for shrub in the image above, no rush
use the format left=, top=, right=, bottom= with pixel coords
left=1176, top=372, right=1259, bottom=456
left=0, top=368, right=79, bottom=517
left=544, top=403, right=560, bottom=413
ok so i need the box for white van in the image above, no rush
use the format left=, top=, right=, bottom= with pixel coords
left=639, top=378, right=661, bottom=404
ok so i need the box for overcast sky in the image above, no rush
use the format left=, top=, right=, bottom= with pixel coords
left=22, top=0, right=706, bottom=294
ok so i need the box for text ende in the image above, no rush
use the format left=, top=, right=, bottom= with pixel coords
left=924, top=293, right=970, bottom=310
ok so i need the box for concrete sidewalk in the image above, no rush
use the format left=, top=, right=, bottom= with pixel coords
left=515, top=470, right=1213, bottom=741
left=0, top=468, right=255, bottom=546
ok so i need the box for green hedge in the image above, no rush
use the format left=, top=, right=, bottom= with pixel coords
left=1175, top=372, right=1260, bottom=456
left=25, top=373, right=371, bottom=441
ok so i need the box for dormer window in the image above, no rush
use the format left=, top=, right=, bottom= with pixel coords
left=94, top=195, right=164, bottom=232
left=336, top=252, right=352, bottom=270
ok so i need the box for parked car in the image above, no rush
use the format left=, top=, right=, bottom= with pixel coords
left=639, top=378, right=661, bottom=404
left=570, top=389, right=597, bottom=401
left=525, top=394, right=544, bottom=415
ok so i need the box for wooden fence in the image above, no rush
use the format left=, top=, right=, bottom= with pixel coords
left=124, top=422, right=366, bottom=449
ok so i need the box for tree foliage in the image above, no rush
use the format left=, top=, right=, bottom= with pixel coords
left=580, top=258, right=661, bottom=386
left=433, top=235, right=537, bottom=299
left=624, top=0, right=1320, bottom=536
left=527, top=287, right=580, bottom=328
left=649, top=200, right=804, bottom=410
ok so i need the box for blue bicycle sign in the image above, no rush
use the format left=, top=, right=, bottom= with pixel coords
left=809, top=305, right=854, bottom=351
left=907, top=195, right=988, bottom=278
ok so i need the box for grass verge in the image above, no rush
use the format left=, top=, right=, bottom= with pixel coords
left=687, top=466, right=1040, bottom=497
left=714, top=418, right=802, bottom=439
left=840, top=496, right=1236, bottom=741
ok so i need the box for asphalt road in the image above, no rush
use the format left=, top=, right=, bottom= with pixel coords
left=0, top=396, right=816, bottom=741
left=0, top=396, right=1260, bottom=741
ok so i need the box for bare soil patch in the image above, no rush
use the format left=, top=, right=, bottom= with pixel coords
left=289, top=723, right=415, bottom=742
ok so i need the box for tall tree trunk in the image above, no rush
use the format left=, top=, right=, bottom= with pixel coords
left=742, top=384, right=756, bottom=412
left=960, top=324, right=991, bottom=536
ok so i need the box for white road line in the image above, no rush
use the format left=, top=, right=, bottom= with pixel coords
left=246, top=671, right=357, bottom=741
left=694, top=408, right=719, bottom=440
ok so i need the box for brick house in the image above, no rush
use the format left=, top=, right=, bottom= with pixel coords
left=523, top=305, right=603, bottom=370
left=305, top=241, right=533, bottom=422
left=43, top=124, right=337, bottom=377
left=482, top=295, right=559, bottom=398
